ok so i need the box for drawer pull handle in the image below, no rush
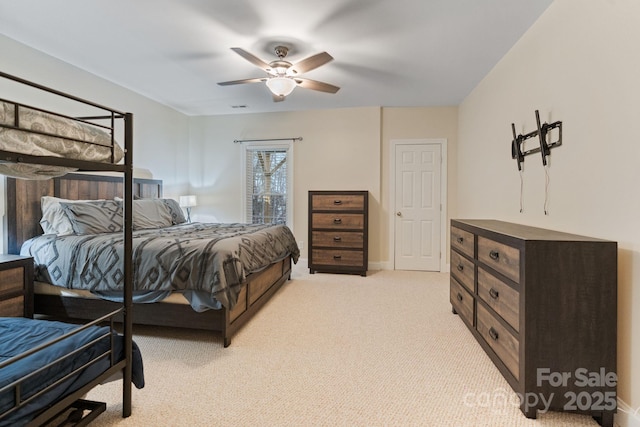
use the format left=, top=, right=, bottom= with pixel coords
left=489, top=288, right=500, bottom=299
left=333, top=255, right=342, bottom=260
left=456, top=293, right=463, bottom=302
left=333, top=236, right=342, bottom=242
left=333, top=200, right=343, bottom=205
left=489, top=327, right=499, bottom=341
left=457, top=237, right=464, bottom=244
left=456, top=264, right=464, bottom=272
left=333, top=218, right=342, bottom=224
left=489, top=250, right=500, bottom=261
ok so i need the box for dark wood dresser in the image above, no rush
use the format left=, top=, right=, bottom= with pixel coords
left=450, top=219, right=617, bottom=426
left=308, top=191, right=368, bottom=276
left=0, top=255, right=34, bottom=318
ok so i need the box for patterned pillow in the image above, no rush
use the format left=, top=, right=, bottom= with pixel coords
left=133, top=199, right=173, bottom=230
left=60, top=200, right=123, bottom=234
left=162, top=198, right=187, bottom=224
left=119, top=197, right=186, bottom=226
left=41, top=196, right=106, bottom=235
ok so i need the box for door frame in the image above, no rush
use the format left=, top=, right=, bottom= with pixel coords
left=389, top=138, right=448, bottom=272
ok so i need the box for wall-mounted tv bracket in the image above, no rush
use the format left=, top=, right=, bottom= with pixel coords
left=511, top=110, right=562, bottom=169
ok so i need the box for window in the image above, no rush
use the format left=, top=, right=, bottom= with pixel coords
left=243, top=143, right=293, bottom=226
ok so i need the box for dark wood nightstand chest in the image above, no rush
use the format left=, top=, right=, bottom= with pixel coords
left=0, top=255, right=34, bottom=318
left=308, top=191, right=368, bottom=276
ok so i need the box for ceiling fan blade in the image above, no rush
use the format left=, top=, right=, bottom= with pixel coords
left=295, top=78, right=340, bottom=94
left=288, top=52, right=334, bottom=75
left=230, top=47, right=272, bottom=71
left=272, top=94, right=286, bottom=102
left=217, top=77, right=266, bottom=86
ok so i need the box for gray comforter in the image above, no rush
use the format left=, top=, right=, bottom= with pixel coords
left=21, top=222, right=300, bottom=310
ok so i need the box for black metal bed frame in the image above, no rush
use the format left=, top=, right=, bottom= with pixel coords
left=0, top=70, right=134, bottom=425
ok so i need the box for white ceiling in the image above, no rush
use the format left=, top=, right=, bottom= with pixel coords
left=0, top=0, right=553, bottom=116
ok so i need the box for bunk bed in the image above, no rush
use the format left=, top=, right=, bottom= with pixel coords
left=0, top=71, right=143, bottom=426
left=7, top=173, right=300, bottom=347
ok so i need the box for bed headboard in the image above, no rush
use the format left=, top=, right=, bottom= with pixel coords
left=5, top=173, right=163, bottom=255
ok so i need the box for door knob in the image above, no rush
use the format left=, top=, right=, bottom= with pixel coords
left=396, top=212, right=402, bottom=217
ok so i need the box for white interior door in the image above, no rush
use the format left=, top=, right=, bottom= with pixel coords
left=394, top=143, right=441, bottom=271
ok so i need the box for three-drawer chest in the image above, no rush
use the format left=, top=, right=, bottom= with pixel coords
left=450, top=219, right=617, bottom=427
left=308, top=191, right=368, bottom=276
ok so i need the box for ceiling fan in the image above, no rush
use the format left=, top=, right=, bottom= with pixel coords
left=217, top=45, right=340, bottom=102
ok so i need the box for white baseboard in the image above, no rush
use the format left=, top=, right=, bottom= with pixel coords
left=293, top=258, right=308, bottom=270
left=369, top=261, right=450, bottom=272
left=368, top=261, right=384, bottom=271
left=376, top=261, right=392, bottom=270
left=617, top=398, right=640, bottom=427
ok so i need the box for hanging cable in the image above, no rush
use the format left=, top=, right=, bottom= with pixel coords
left=544, top=164, right=550, bottom=215
left=519, top=169, right=524, bottom=213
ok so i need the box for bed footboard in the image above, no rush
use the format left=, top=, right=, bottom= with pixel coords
left=34, top=256, right=293, bottom=347
left=225, top=255, right=292, bottom=346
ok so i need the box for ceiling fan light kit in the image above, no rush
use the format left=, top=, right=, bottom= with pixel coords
left=265, top=76, right=297, bottom=97
left=218, top=45, right=340, bottom=101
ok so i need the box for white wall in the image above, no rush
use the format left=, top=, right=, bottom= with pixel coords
left=0, top=35, right=190, bottom=194
left=457, top=0, right=640, bottom=419
left=187, top=108, right=382, bottom=261
left=0, top=35, right=190, bottom=249
left=0, top=34, right=460, bottom=269
left=187, top=107, right=461, bottom=268
left=381, top=107, right=459, bottom=268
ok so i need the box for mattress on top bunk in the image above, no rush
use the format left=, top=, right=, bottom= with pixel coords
left=0, top=100, right=124, bottom=179
left=0, top=317, right=144, bottom=427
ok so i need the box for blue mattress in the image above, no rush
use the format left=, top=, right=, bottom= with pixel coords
left=0, top=317, right=144, bottom=426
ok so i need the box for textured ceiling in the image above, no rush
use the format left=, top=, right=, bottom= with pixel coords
left=0, top=0, right=553, bottom=116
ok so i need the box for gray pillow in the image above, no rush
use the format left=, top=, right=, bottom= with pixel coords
left=60, top=200, right=123, bottom=234
left=40, top=196, right=106, bottom=235
left=162, top=198, right=187, bottom=224
left=133, top=199, right=173, bottom=230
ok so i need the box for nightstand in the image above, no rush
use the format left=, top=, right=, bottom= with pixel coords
left=0, top=255, right=34, bottom=318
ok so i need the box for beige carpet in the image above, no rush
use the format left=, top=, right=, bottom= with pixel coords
left=84, top=264, right=604, bottom=427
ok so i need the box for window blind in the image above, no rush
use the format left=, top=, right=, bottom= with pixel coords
left=245, top=147, right=288, bottom=224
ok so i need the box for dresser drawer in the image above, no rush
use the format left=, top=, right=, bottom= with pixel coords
left=311, top=194, right=365, bottom=211
left=477, top=303, right=519, bottom=380
left=478, top=267, right=520, bottom=331
left=312, top=231, right=363, bottom=249
left=0, top=295, right=24, bottom=317
left=312, top=249, right=363, bottom=267
left=0, top=266, right=24, bottom=296
left=450, top=277, right=474, bottom=327
left=312, top=213, right=364, bottom=230
left=450, top=250, right=474, bottom=293
left=478, top=236, right=520, bottom=283
left=451, top=226, right=474, bottom=258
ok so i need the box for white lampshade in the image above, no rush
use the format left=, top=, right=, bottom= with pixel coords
left=179, top=195, right=197, bottom=208
left=265, top=77, right=296, bottom=97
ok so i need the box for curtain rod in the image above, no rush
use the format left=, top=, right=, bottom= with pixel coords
left=233, top=137, right=303, bottom=144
